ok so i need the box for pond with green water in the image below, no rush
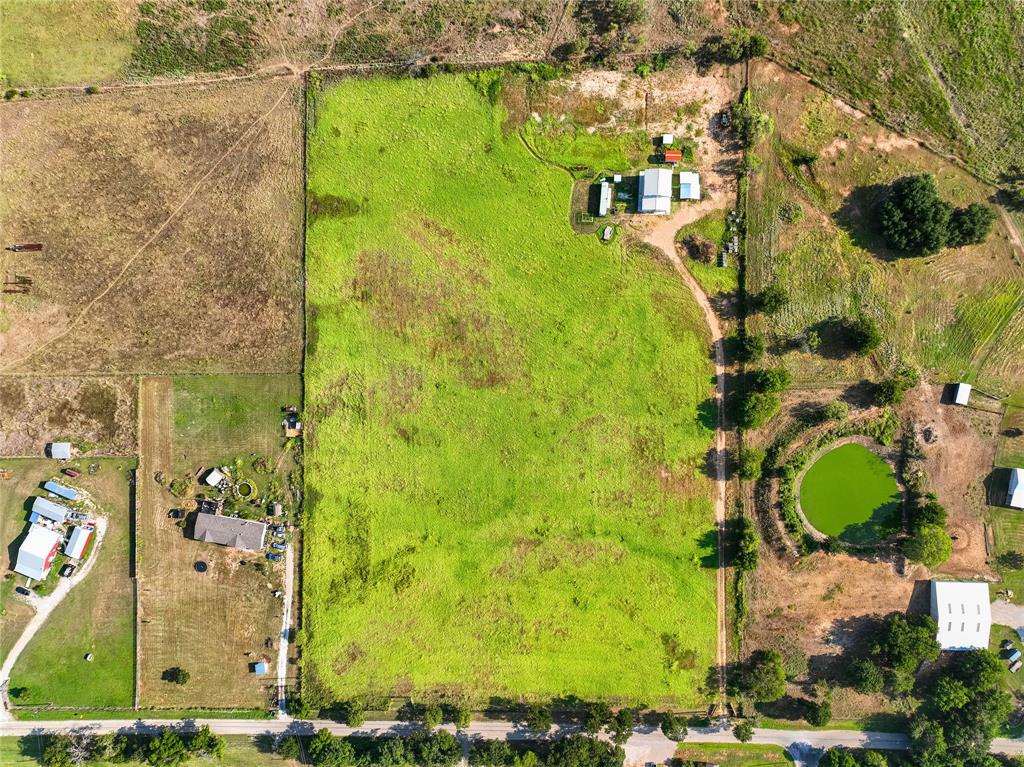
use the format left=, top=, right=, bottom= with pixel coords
left=800, top=442, right=902, bottom=544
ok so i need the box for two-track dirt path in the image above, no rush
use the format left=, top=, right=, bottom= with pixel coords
left=641, top=197, right=731, bottom=702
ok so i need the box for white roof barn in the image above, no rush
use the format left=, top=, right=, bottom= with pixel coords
left=48, top=442, right=73, bottom=460
left=679, top=171, right=701, bottom=201
left=954, top=383, right=972, bottom=406
left=15, top=524, right=63, bottom=581
left=64, top=525, right=93, bottom=560
left=638, top=168, right=673, bottom=215
left=931, top=581, right=991, bottom=651
left=598, top=181, right=612, bottom=216
left=1009, top=468, right=1024, bottom=509
left=32, top=496, right=69, bottom=524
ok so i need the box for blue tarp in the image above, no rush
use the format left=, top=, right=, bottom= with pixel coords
left=253, top=662, right=269, bottom=675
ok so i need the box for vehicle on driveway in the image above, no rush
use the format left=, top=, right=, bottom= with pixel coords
left=266, top=553, right=282, bottom=562
left=168, top=509, right=184, bottom=519
left=271, top=541, right=286, bottom=551
left=60, top=563, right=77, bottom=578
left=15, top=586, right=30, bottom=596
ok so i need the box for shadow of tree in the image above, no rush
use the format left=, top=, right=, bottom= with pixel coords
left=832, top=183, right=900, bottom=260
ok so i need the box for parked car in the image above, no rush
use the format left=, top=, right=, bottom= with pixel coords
left=168, top=509, right=184, bottom=519
left=271, top=541, right=286, bottom=551
left=266, top=553, right=282, bottom=562
left=15, top=586, right=30, bottom=596
left=68, top=511, right=88, bottom=521
left=271, top=524, right=286, bottom=533
left=60, top=563, right=77, bottom=578
left=62, top=468, right=81, bottom=478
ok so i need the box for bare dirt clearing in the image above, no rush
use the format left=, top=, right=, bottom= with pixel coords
left=0, top=375, right=137, bottom=457
left=0, top=78, right=303, bottom=374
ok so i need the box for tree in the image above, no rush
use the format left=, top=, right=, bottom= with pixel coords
left=933, top=677, right=971, bottom=713
left=452, top=703, right=472, bottom=730
left=609, top=709, right=635, bottom=745
left=880, top=174, right=952, bottom=256
left=758, top=284, right=788, bottom=314
left=912, top=495, right=947, bottom=530
left=738, top=446, right=765, bottom=480
left=806, top=698, right=831, bottom=726
left=376, top=737, right=412, bottom=767
left=188, top=725, right=225, bottom=759
left=741, top=649, right=786, bottom=702
left=732, top=720, right=754, bottom=742
left=844, top=315, right=882, bottom=355
left=421, top=702, right=444, bottom=729
left=739, top=333, right=766, bottom=363
left=164, top=667, right=190, bottom=685
left=702, top=29, right=769, bottom=64
left=819, top=748, right=858, bottom=767
left=998, top=550, right=1024, bottom=570
left=738, top=391, right=781, bottom=430
left=277, top=737, right=301, bottom=760
left=147, top=729, right=189, bottom=767
left=584, top=701, right=612, bottom=734
left=870, top=613, right=940, bottom=675
left=309, top=730, right=339, bottom=765
left=94, top=734, right=129, bottom=762
left=471, top=740, right=514, bottom=767
left=547, top=735, right=624, bottom=767
left=731, top=90, right=773, bottom=148
left=411, top=730, right=462, bottom=767
left=847, top=658, right=885, bottom=694
left=859, top=752, right=888, bottom=767
left=341, top=698, right=366, bottom=727
left=734, top=516, right=759, bottom=572
left=947, top=203, right=995, bottom=247
left=42, top=736, right=74, bottom=767
left=660, top=711, right=688, bottom=741
left=902, top=524, right=953, bottom=567
left=749, top=367, right=791, bottom=393
left=525, top=702, right=553, bottom=732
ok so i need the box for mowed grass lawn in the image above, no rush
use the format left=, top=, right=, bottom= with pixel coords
left=0, top=0, right=135, bottom=86
left=5, top=458, right=134, bottom=707
left=304, top=75, right=718, bottom=705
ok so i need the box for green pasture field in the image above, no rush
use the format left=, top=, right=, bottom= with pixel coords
left=998, top=408, right=1024, bottom=467
left=1, top=735, right=298, bottom=766
left=799, top=443, right=901, bottom=544
left=674, top=212, right=740, bottom=296
left=172, top=374, right=301, bottom=475
left=5, top=458, right=135, bottom=707
left=744, top=64, right=1024, bottom=394
left=0, top=0, right=135, bottom=86
left=304, top=74, right=718, bottom=705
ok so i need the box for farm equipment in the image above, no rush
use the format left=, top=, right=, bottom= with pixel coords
left=5, top=243, right=43, bottom=252
left=3, top=274, right=32, bottom=294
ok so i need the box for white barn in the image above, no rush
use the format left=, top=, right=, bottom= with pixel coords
left=679, top=171, right=701, bottom=201
left=15, top=525, right=63, bottom=581
left=931, top=581, right=991, bottom=651
left=1009, top=468, right=1024, bottom=509
left=48, top=442, right=73, bottom=460
left=638, top=168, right=673, bottom=215
left=953, top=383, right=972, bottom=406
left=597, top=181, right=612, bottom=216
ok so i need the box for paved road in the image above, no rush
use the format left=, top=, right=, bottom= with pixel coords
left=275, top=543, right=295, bottom=716
left=0, top=516, right=109, bottom=720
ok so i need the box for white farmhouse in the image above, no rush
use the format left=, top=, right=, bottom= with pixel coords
left=931, top=581, right=991, bottom=651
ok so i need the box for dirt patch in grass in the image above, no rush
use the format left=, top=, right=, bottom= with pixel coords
left=0, top=376, right=137, bottom=456
left=0, top=78, right=303, bottom=374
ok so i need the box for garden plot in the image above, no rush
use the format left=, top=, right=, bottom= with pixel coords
left=136, top=376, right=291, bottom=709
left=0, top=77, right=303, bottom=374
left=304, top=74, right=718, bottom=705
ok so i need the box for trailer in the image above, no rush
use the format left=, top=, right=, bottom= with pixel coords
left=5, top=243, right=43, bottom=252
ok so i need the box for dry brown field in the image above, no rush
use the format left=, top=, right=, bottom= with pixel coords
left=0, top=77, right=303, bottom=374
left=0, top=375, right=137, bottom=456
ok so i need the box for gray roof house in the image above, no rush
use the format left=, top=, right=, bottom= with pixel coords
left=191, top=514, right=267, bottom=551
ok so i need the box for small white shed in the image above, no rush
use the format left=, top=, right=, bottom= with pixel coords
left=678, top=171, right=701, bottom=201
left=953, top=383, right=972, bottom=406
left=204, top=468, right=226, bottom=487
left=48, top=442, right=73, bottom=460
left=1009, top=468, right=1024, bottom=509
left=660, top=133, right=674, bottom=146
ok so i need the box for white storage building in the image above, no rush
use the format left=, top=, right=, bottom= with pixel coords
left=953, top=383, right=972, bottom=406
left=15, top=524, right=63, bottom=581
left=931, top=581, right=991, bottom=651
left=1009, top=468, right=1024, bottom=509
left=679, top=171, right=701, bottom=201
left=638, top=168, right=673, bottom=215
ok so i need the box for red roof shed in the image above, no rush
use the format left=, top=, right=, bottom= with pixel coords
left=663, top=150, right=683, bottom=163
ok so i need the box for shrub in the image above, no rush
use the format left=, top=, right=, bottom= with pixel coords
left=453, top=703, right=472, bottom=730
left=341, top=698, right=365, bottom=726
left=823, top=400, right=849, bottom=421
left=875, top=366, right=920, bottom=405
left=421, top=702, right=443, bottom=729
left=84, top=85, right=100, bottom=94
left=820, top=748, right=858, bottom=767
left=525, top=703, right=552, bottom=732
left=683, top=234, right=717, bottom=264
left=584, top=701, right=612, bottom=734
left=902, top=524, right=953, bottom=567
left=738, top=333, right=765, bottom=363
left=880, top=174, right=952, bottom=256
left=3, top=88, right=17, bottom=100
left=660, top=711, right=688, bottom=741
left=702, top=29, right=769, bottom=64
left=738, top=391, right=781, bottom=430
left=740, top=649, right=786, bottom=702
left=277, top=736, right=301, bottom=759
left=749, top=367, right=791, bottom=393
left=734, top=516, right=759, bottom=572
left=732, top=720, right=754, bottom=742
left=738, top=446, right=765, bottom=480
left=947, top=203, right=995, bottom=247
left=757, top=284, right=788, bottom=314
left=732, top=97, right=773, bottom=148
left=845, top=315, right=882, bottom=355
left=807, top=698, right=832, bottom=726
left=848, top=658, right=885, bottom=693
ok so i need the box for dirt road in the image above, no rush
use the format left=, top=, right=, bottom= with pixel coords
left=276, top=542, right=295, bottom=716
left=642, top=197, right=731, bottom=701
